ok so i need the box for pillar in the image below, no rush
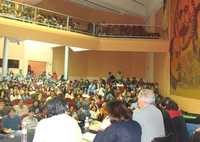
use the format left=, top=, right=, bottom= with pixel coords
left=145, top=53, right=154, bottom=82
left=64, top=46, right=69, bottom=80
left=2, top=37, right=9, bottom=77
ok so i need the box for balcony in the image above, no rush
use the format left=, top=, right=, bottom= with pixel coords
left=0, top=0, right=162, bottom=39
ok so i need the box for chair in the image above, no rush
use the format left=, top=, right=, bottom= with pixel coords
left=152, top=133, right=176, bottom=142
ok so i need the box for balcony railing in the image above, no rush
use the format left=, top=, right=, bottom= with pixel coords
left=0, top=0, right=162, bottom=39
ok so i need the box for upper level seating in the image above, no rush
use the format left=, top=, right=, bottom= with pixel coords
left=0, top=0, right=161, bottom=39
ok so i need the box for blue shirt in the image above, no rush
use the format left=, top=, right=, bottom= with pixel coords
left=94, top=120, right=141, bottom=142
left=2, top=115, right=21, bottom=130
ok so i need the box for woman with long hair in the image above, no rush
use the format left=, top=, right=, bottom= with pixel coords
left=94, top=100, right=141, bottom=142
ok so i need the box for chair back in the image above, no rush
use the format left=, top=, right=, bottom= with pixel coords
left=152, top=133, right=176, bottom=142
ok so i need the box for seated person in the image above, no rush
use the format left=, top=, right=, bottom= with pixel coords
left=132, top=89, right=165, bottom=142
left=14, top=99, right=29, bottom=117
left=30, top=100, right=42, bottom=115
left=2, top=107, right=21, bottom=130
left=165, top=100, right=189, bottom=142
left=89, top=105, right=99, bottom=120
left=0, top=99, right=6, bottom=117
left=94, top=100, right=141, bottom=142
left=33, top=96, right=82, bottom=142
left=22, top=111, right=38, bottom=130
left=157, top=97, right=174, bottom=136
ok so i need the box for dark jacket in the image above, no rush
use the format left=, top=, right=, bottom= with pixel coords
left=94, top=120, right=141, bottom=142
left=168, top=110, right=189, bottom=142
left=160, top=109, right=174, bottom=135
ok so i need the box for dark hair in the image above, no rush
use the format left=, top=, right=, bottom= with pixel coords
left=166, top=99, right=179, bottom=111
left=46, top=96, right=67, bottom=117
left=107, top=100, right=132, bottom=122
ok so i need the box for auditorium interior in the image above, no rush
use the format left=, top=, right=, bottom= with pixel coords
left=0, top=0, right=200, bottom=142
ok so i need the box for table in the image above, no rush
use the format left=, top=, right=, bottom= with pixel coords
left=82, top=132, right=96, bottom=142
left=0, top=131, right=96, bottom=142
left=0, top=129, right=35, bottom=142
left=0, top=119, right=101, bottom=142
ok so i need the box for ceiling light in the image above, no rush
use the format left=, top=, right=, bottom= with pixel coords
left=23, top=40, right=61, bottom=48
left=70, top=46, right=89, bottom=52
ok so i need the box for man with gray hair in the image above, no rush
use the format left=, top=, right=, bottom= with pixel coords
left=132, top=89, right=165, bottom=142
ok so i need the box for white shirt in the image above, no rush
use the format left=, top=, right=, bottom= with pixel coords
left=10, top=95, right=22, bottom=102
left=33, top=113, right=82, bottom=142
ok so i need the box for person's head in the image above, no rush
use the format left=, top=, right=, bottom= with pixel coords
left=137, top=89, right=155, bottom=108
left=8, top=107, right=17, bottom=118
left=28, top=109, right=34, bottom=117
left=159, top=97, right=171, bottom=110
left=46, top=96, right=67, bottom=117
left=33, top=100, right=39, bottom=107
left=91, top=105, right=97, bottom=112
left=18, top=100, right=24, bottom=106
left=166, top=99, right=179, bottom=111
left=69, top=106, right=76, bottom=112
left=117, top=71, right=121, bottom=75
left=106, top=100, right=132, bottom=122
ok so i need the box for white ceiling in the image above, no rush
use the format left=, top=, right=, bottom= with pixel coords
left=18, top=0, right=163, bottom=18
left=69, top=0, right=163, bottom=17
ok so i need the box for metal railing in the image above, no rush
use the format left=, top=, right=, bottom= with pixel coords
left=0, top=0, right=162, bottom=39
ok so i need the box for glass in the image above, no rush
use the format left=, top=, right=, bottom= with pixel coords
left=35, top=8, right=68, bottom=30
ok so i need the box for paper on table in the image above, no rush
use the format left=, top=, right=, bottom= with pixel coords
left=82, top=132, right=96, bottom=142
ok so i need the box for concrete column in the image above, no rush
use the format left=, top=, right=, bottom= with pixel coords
left=145, top=53, right=154, bottom=82
left=66, top=16, right=70, bottom=31
left=64, top=46, right=69, bottom=80
left=2, top=37, right=9, bottom=77
left=93, top=23, right=96, bottom=35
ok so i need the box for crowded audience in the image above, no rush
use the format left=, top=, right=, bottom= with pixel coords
left=0, top=70, right=199, bottom=142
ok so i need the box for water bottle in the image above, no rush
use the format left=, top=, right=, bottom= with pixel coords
left=84, top=116, right=90, bottom=132
left=21, top=122, right=27, bottom=142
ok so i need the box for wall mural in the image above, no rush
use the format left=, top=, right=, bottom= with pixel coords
left=170, top=0, right=200, bottom=98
